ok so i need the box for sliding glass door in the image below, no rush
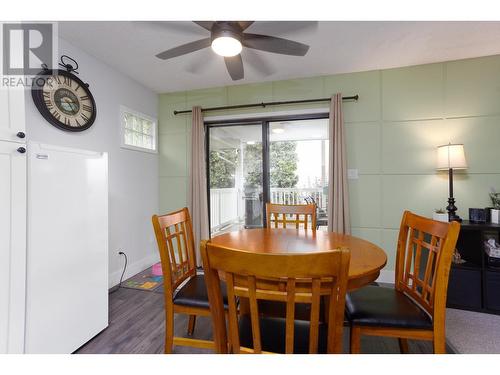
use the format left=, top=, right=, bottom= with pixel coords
left=207, top=116, right=329, bottom=236
left=269, top=119, right=329, bottom=226
left=208, top=123, right=265, bottom=236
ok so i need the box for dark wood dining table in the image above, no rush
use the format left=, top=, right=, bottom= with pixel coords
left=209, top=227, right=387, bottom=291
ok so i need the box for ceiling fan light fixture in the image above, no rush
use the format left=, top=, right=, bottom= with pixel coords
left=211, top=28, right=242, bottom=57
left=211, top=36, right=242, bottom=57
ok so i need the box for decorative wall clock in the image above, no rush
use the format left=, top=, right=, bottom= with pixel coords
left=31, top=55, right=96, bottom=132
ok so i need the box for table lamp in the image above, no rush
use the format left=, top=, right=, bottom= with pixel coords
left=436, top=143, right=467, bottom=222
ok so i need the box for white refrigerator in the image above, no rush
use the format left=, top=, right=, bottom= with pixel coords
left=25, top=142, right=109, bottom=353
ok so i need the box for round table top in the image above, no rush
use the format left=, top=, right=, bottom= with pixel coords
left=210, top=228, right=388, bottom=290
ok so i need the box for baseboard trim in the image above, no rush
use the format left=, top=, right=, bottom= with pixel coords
left=108, top=253, right=160, bottom=288
left=376, top=270, right=395, bottom=285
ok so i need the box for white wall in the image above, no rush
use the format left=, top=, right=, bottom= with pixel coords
left=25, top=38, right=159, bottom=287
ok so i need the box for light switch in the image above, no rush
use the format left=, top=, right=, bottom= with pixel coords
left=347, top=169, right=359, bottom=179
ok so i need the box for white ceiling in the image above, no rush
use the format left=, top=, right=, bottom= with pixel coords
left=59, top=21, right=500, bottom=93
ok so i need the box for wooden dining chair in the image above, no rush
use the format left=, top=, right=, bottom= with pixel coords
left=266, top=203, right=317, bottom=230
left=200, top=240, right=350, bottom=354
left=152, top=207, right=230, bottom=353
left=345, top=211, right=460, bottom=354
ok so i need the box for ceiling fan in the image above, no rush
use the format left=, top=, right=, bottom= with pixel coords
left=155, top=21, right=311, bottom=81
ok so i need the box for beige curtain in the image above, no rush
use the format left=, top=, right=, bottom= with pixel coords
left=188, top=106, right=209, bottom=266
left=328, top=93, right=351, bottom=234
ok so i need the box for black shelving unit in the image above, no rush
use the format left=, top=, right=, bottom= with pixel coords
left=447, top=220, right=500, bottom=315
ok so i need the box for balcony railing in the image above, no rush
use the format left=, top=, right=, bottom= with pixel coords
left=270, top=188, right=326, bottom=210
left=209, top=188, right=240, bottom=230
left=210, top=187, right=327, bottom=232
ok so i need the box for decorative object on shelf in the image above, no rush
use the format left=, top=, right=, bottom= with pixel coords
left=436, top=143, right=467, bottom=222
left=489, top=188, right=500, bottom=224
left=31, top=55, right=96, bottom=132
left=484, top=236, right=500, bottom=268
left=469, top=208, right=487, bottom=223
left=452, top=248, right=466, bottom=265
left=491, top=210, right=500, bottom=225
left=433, top=208, right=449, bottom=222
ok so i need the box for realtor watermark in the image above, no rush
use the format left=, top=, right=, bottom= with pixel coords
left=1, top=22, right=58, bottom=89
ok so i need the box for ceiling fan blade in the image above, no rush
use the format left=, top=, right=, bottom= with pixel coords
left=155, top=38, right=211, bottom=60
left=242, top=33, right=309, bottom=56
left=193, top=21, right=214, bottom=31
left=224, top=55, right=244, bottom=81
left=237, top=21, right=254, bottom=31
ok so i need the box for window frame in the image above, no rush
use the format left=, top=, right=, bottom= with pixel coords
left=204, top=112, right=329, bottom=233
left=120, top=105, right=158, bottom=154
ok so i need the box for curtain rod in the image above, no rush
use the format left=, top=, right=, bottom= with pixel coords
left=173, top=94, right=359, bottom=115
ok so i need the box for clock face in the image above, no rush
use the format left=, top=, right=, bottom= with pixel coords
left=32, top=69, right=96, bottom=132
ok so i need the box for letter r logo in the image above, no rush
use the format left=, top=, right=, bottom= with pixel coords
left=2, top=23, right=53, bottom=75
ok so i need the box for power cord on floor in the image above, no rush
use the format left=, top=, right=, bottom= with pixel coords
left=110, top=251, right=128, bottom=294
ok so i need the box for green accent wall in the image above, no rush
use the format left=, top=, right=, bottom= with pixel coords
left=158, top=54, right=500, bottom=272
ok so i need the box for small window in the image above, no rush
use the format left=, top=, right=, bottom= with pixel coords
left=120, top=106, right=157, bottom=153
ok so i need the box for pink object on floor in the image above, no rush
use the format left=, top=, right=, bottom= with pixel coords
left=152, top=262, right=163, bottom=276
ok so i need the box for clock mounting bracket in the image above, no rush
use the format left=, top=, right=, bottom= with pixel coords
left=41, top=55, right=90, bottom=87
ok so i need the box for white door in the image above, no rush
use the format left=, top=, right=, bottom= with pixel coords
left=0, top=87, right=26, bottom=143
left=0, top=140, right=27, bottom=353
left=25, top=143, right=108, bottom=353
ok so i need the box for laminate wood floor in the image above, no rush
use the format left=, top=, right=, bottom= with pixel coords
left=75, top=287, right=452, bottom=354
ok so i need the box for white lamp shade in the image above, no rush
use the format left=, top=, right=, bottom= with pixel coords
left=211, top=37, right=242, bottom=57
left=436, top=143, right=467, bottom=170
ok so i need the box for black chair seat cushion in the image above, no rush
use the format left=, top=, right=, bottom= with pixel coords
left=173, top=274, right=229, bottom=310
left=238, top=315, right=328, bottom=354
left=345, top=286, right=432, bottom=330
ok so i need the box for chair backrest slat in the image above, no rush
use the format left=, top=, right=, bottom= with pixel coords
left=247, top=275, right=262, bottom=353
left=308, top=278, right=321, bottom=353
left=285, top=279, right=296, bottom=354
left=412, top=230, right=424, bottom=292
left=266, top=203, right=317, bottom=230
left=225, top=273, right=240, bottom=353
left=173, top=223, right=184, bottom=269
left=152, top=208, right=197, bottom=298
left=395, top=211, right=460, bottom=320
left=164, top=226, right=177, bottom=272
left=201, top=241, right=350, bottom=354
left=421, top=235, right=438, bottom=303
